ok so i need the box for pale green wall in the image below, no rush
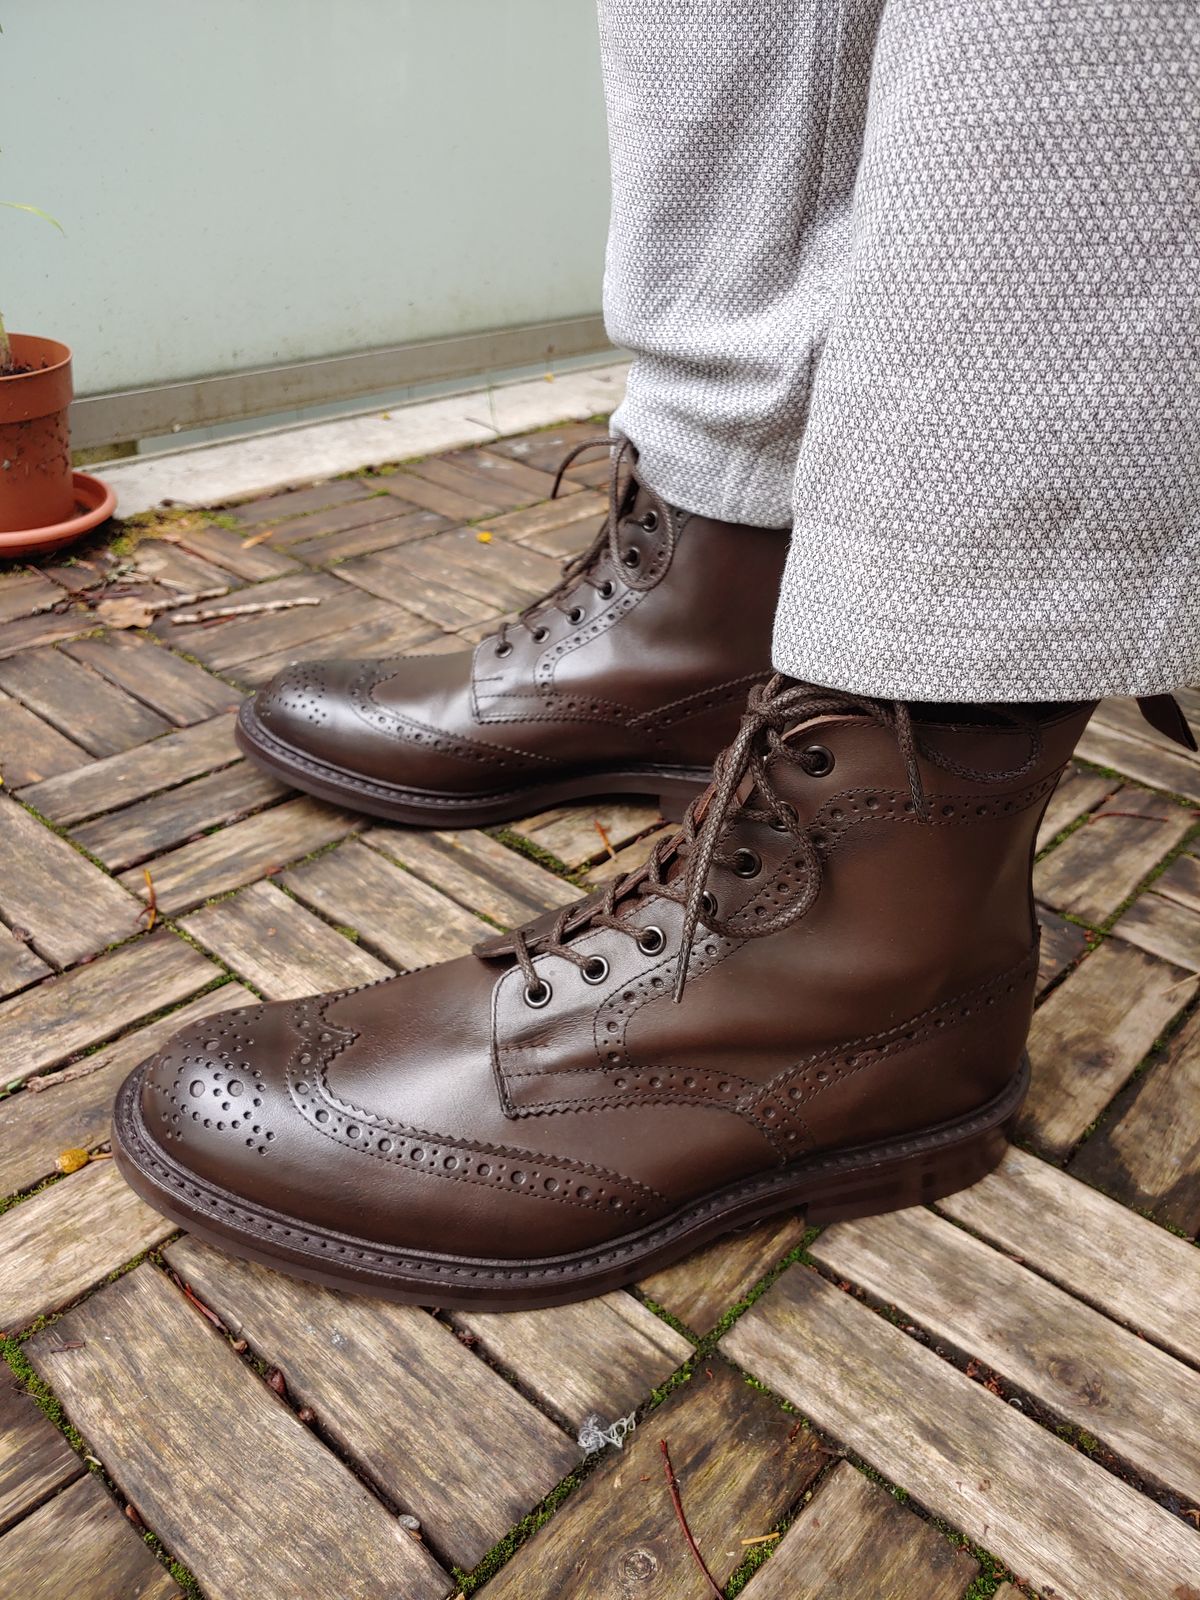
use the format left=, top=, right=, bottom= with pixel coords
left=1, top=0, right=611, bottom=397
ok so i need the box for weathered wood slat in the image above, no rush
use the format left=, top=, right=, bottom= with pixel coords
left=74, top=761, right=287, bottom=871
left=514, top=801, right=665, bottom=870
left=451, top=446, right=579, bottom=501
left=283, top=837, right=488, bottom=967
left=261, top=489, right=404, bottom=544
left=406, top=528, right=563, bottom=611
left=0, top=983, right=255, bottom=1198
left=19, top=712, right=239, bottom=826
left=1018, top=938, right=1197, bottom=1156
left=286, top=506, right=446, bottom=565
left=173, top=520, right=303, bottom=580
left=1035, top=762, right=1116, bottom=851
left=381, top=469, right=495, bottom=522
left=26, top=1268, right=450, bottom=1599
left=0, top=648, right=172, bottom=758
left=0, top=1473, right=180, bottom=1599
left=589, top=824, right=676, bottom=885
left=1111, top=887, right=1200, bottom=971
left=479, top=489, right=606, bottom=555
left=1153, top=850, right=1200, bottom=912
left=1076, top=721, right=1200, bottom=803
left=0, top=922, right=50, bottom=1001
left=452, top=1292, right=691, bottom=1432
left=0, top=689, right=87, bottom=788
left=0, top=794, right=142, bottom=969
left=154, top=572, right=350, bottom=670
left=0, top=571, right=64, bottom=625
left=407, top=456, right=529, bottom=513
left=722, top=1265, right=1200, bottom=1600
left=738, top=1460, right=977, bottom=1600
left=0, top=930, right=219, bottom=1086
left=479, top=1359, right=826, bottom=1600
left=2, top=1161, right=176, bottom=1329
left=0, top=1372, right=82, bottom=1533
left=362, top=826, right=578, bottom=926
left=229, top=477, right=372, bottom=527
left=1035, top=907, right=1090, bottom=993
left=128, top=532, right=240, bottom=596
left=117, top=796, right=360, bottom=916
left=336, top=546, right=503, bottom=629
left=0, top=607, right=93, bottom=660
left=939, top=1144, right=1200, bottom=1367
left=1070, top=1005, right=1200, bottom=1236
left=638, top=1215, right=811, bottom=1337
left=62, top=633, right=240, bottom=726
left=181, top=881, right=392, bottom=998
left=228, top=605, right=440, bottom=689
left=166, top=1237, right=577, bottom=1571
left=1033, top=785, right=1196, bottom=923
left=487, top=423, right=606, bottom=473
left=811, top=1204, right=1200, bottom=1504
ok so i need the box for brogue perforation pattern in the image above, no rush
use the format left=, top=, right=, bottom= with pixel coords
left=147, top=1004, right=278, bottom=1156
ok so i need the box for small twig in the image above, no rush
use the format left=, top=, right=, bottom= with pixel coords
left=44, top=1340, right=86, bottom=1354
left=659, top=1440, right=724, bottom=1600
left=1089, top=811, right=1171, bottom=824
left=239, top=527, right=277, bottom=548
left=136, top=868, right=157, bottom=932
left=170, top=596, right=321, bottom=625
left=594, top=819, right=616, bottom=860
left=27, top=1058, right=111, bottom=1093
left=740, top=1532, right=781, bottom=1547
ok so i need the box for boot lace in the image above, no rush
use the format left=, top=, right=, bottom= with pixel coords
left=508, top=676, right=1043, bottom=1005
left=492, top=436, right=671, bottom=657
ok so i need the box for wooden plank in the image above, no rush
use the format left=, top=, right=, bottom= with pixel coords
left=25, top=1268, right=449, bottom=1600
left=0, top=689, right=88, bottom=788
left=1035, top=762, right=1116, bottom=851
left=381, top=469, right=494, bottom=522
left=0, top=648, right=172, bottom=757
left=0, top=1474, right=180, bottom=1599
left=0, top=921, right=51, bottom=1000
left=811, top=1204, right=1200, bottom=1505
left=73, top=762, right=287, bottom=872
left=127, top=532, right=239, bottom=596
left=0, top=607, right=93, bottom=659
left=406, top=456, right=525, bottom=514
left=335, top=546, right=500, bottom=629
left=1076, top=721, right=1200, bottom=804
left=261, top=490, right=404, bottom=545
left=590, top=823, right=676, bottom=885
left=282, top=837, right=488, bottom=967
left=1018, top=938, right=1198, bottom=1157
left=1154, top=850, right=1200, bottom=913
left=939, top=1144, right=1200, bottom=1367
left=488, top=423, right=607, bottom=473
left=166, top=1237, right=576, bottom=1571
left=229, top=477, right=372, bottom=527
left=118, top=796, right=360, bottom=916
left=154, top=572, right=346, bottom=669
left=227, top=602, right=437, bottom=690
left=1033, top=785, right=1196, bottom=923
left=62, top=633, right=240, bottom=725
left=0, top=793, right=142, bottom=968
left=450, top=445, right=580, bottom=501
left=1070, top=1005, right=1200, bottom=1236
left=397, top=528, right=562, bottom=612
left=738, top=1460, right=976, bottom=1600
left=2, top=1160, right=176, bottom=1329
left=172, top=520, right=303, bottom=580
left=1035, top=907, right=1090, bottom=993
left=452, top=1292, right=691, bottom=1433
left=0, top=1371, right=82, bottom=1533
left=181, top=881, right=392, bottom=998
left=475, top=489, right=605, bottom=554
left=19, top=712, right=239, bottom=826
left=286, top=506, right=446, bottom=565
left=515, top=801, right=665, bottom=870
left=638, top=1215, right=811, bottom=1337
left=0, top=929, right=219, bottom=1086
left=721, top=1266, right=1200, bottom=1600
left=0, top=984, right=256, bottom=1198
left=479, top=1359, right=826, bottom=1600
left=0, top=570, right=63, bottom=625
left=1111, top=889, right=1200, bottom=971
left=361, top=826, right=577, bottom=926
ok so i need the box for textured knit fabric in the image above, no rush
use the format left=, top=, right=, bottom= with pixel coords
left=600, top=0, right=1200, bottom=700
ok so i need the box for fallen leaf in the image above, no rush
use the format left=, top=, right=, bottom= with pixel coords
left=476, top=530, right=493, bottom=543
left=55, top=1147, right=91, bottom=1174
left=93, top=596, right=156, bottom=629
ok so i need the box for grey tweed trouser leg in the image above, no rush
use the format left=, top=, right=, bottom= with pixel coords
left=599, top=0, right=1200, bottom=700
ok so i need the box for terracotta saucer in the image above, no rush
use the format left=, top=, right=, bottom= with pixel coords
left=0, top=471, right=118, bottom=558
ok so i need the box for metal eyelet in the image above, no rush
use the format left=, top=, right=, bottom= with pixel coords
left=531, top=625, right=549, bottom=642
left=495, top=641, right=513, bottom=658
left=567, top=605, right=585, bottom=624
left=637, top=925, right=665, bottom=956
left=732, top=848, right=761, bottom=878
left=640, top=509, right=659, bottom=532
left=803, top=744, right=835, bottom=776
left=598, top=579, right=615, bottom=599
left=524, top=979, right=552, bottom=1009
left=701, top=892, right=718, bottom=921
left=623, top=546, right=641, bottom=568
left=582, top=956, right=609, bottom=985
left=770, top=803, right=798, bottom=832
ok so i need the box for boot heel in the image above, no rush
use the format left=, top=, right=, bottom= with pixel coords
left=803, top=1120, right=1012, bottom=1227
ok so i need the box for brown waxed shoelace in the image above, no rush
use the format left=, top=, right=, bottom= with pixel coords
left=506, top=675, right=1044, bottom=1005
left=492, top=436, right=673, bottom=657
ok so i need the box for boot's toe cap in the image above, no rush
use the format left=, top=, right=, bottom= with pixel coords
left=249, top=658, right=358, bottom=757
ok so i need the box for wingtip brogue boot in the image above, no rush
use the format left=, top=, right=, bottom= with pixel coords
left=236, top=441, right=789, bottom=826
left=115, top=677, right=1142, bottom=1311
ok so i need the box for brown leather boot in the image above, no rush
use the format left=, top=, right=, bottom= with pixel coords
left=116, top=677, right=1150, bottom=1311
left=235, top=441, right=788, bottom=825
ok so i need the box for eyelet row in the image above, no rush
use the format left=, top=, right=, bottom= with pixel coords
left=521, top=926, right=668, bottom=1008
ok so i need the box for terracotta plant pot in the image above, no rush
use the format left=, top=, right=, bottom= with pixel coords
left=0, top=333, right=116, bottom=558
left=0, top=333, right=75, bottom=532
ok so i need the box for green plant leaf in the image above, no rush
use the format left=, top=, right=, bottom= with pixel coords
left=0, top=200, right=63, bottom=232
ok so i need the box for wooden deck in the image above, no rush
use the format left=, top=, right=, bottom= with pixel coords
left=1, top=425, right=1198, bottom=1600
